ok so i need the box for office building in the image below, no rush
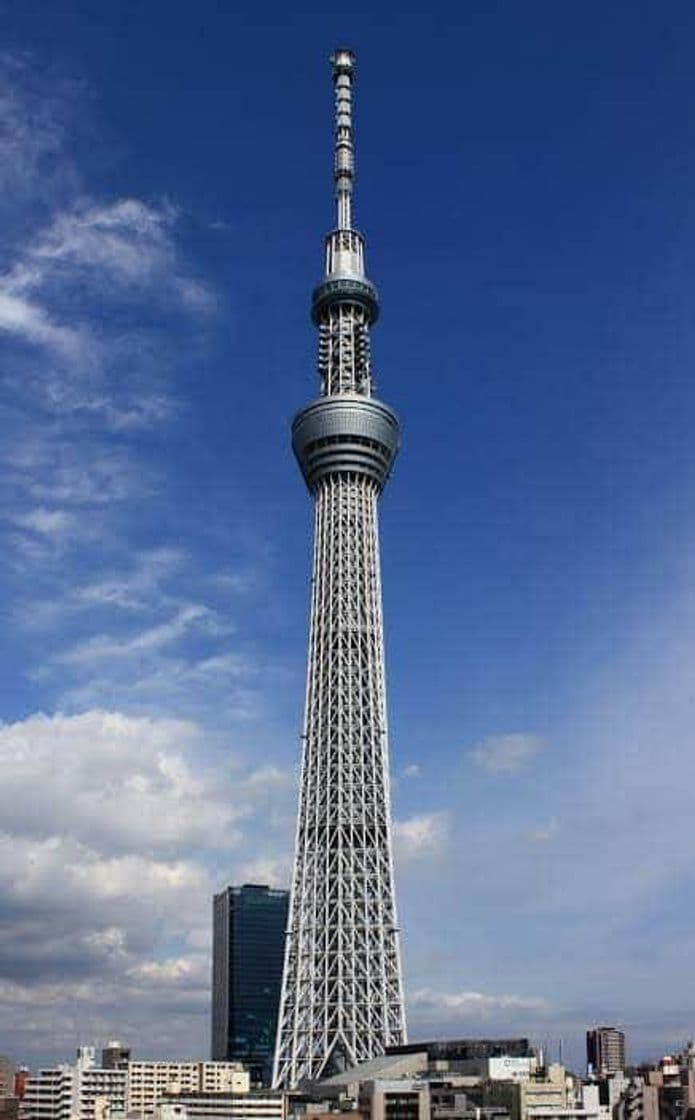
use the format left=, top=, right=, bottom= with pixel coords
left=101, top=1044, right=131, bottom=1071
left=212, top=884, right=289, bottom=1083
left=586, top=1029, right=625, bottom=1076
left=387, top=1041, right=533, bottom=1067
left=273, top=46, right=406, bottom=1091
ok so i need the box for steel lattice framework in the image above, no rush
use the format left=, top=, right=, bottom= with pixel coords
left=272, top=49, right=407, bottom=1090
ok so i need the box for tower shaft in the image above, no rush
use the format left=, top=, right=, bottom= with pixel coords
left=273, top=50, right=406, bottom=1090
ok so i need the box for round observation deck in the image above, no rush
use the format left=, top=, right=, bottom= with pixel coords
left=292, top=395, right=400, bottom=491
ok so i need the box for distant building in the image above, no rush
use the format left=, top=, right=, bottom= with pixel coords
left=644, top=1056, right=695, bottom=1120
left=74, top=1048, right=127, bottom=1120
left=387, top=1041, right=532, bottom=1066
left=161, top=1090, right=285, bottom=1120
left=613, top=1080, right=659, bottom=1120
left=0, top=1059, right=14, bottom=1098
left=0, top=1099, right=18, bottom=1120
left=429, top=1086, right=508, bottom=1120
left=13, top=1072, right=29, bottom=1102
left=309, top=1064, right=430, bottom=1120
left=212, top=883, right=289, bottom=1083
left=453, top=1058, right=535, bottom=1083
left=301, top=1050, right=511, bottom=1120
left=586, top=1029, right=625, bottom=1076
left=101, top=1044, right=131, bottom=1071
left=19, top=1065, right=74, bottom=1120
left=0, top=1058, right=18, bottom=1120
left=20, top=1047, right=127, bottom=1120
left=359, top=1080, right=430, bottom=1120
left=127, top=1062, right=249, bottom=1118
left=486, top=1063, right=568, bottom=1120
left=155, top=1107, right=188, bottom=1120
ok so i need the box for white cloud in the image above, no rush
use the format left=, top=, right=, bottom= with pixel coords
left=125, top=956, right=207, bottom=989
left=401, top=763, right=421, bottom=778
left=8, top=198, right=217, bottom=317
left=0, top=708, right=297, bottom=1061
left=75, top=549, right=185, bottom=610
left=13, top=507, right=76, bottom=538
left=5, top=439, right=140, bottom=507
left=0, top=288, right=91, bottom=360
left=0, top=52, right=79, bottom=217
left=0, top=710, right=241, bottom=854
left=393, top=811, right=450, bottom=861
left=0, top=195, right=215, bottom=428
left=234, top=855, right=292, bottom=890
left=469, top=733, right=545, bottom=773
left=61, top=604, right=225, bottom=664
left=409, top=988, right=548, bottom=1020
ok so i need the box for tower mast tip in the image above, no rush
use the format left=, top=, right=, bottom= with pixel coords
left=330, top=47, right=356, bottom=75
left=331, top=47, right=356, bottom=229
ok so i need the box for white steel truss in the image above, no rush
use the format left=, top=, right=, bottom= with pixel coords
left=273, top=49, right=406, bottom=1090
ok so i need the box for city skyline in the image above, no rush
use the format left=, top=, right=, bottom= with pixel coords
left=2, top=0, right=695, bottom=1074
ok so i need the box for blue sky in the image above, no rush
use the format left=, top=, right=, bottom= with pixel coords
left=2, top=0, right=695, bottom=1073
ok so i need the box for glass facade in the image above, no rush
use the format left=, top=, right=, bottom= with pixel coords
left=211, top=884, right=289, bottom=1085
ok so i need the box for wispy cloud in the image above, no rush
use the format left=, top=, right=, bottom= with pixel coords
left=0, top=52, right=81, bottom=225
left=61, top=604, right=225, bottom=664
left=393, top=811, right=450, bottom=862
left=75, top=549, right=185, bottom=610
left=12, top=507, right=76, bottom=538
left=401, top=762, right=421, bottom=779
left=408, top=988, right=550, bottom=1038
left=469, top=732, right=546, bottom=773
left=410, top=988, right=549, bottom=1016
left=0, top=195, right=215, bottom=423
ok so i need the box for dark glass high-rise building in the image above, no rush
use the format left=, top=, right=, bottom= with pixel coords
left=211, top=883, right=289, bottom=1084
left=586, top=1026, right=626, bottom=1074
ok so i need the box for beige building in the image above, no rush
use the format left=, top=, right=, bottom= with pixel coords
left=486, top=1064, right=568, bottom=1120
left=127, top=1063, right=249, bottom=1118
left=362, top=1080, right=430, bottom=1120
left=161, top=1092, right=285, bottom=1120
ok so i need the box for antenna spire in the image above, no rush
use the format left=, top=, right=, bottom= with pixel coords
left=331, top=48, right=356, bottom=229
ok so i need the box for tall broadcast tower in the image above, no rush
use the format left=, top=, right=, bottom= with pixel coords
left=272, top=49, right=407, bottom=1090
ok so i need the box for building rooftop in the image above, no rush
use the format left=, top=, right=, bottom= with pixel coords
left=315, top=1052, right=429, bottom=1088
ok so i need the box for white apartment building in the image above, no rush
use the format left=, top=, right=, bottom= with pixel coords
left=19, top=1066, right=74, bottom=1120
left=155, top=1094, right=285, bottom=1120
left=20, top=1050, right=246, bottom=1120
left=75, top=1049, right=127, bottom=1120
left=20, top=1047, right=127, bottom=1120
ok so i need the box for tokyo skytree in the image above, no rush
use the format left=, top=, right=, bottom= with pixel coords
left=272, top=49, right=407, bottom=1090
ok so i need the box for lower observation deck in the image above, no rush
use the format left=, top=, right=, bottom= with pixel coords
left=292, top=395, right=400, bottom=491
